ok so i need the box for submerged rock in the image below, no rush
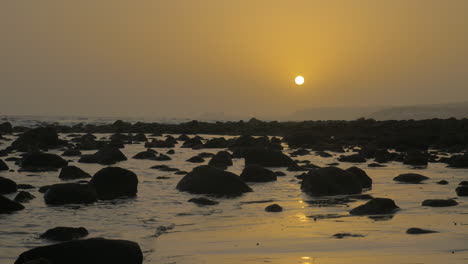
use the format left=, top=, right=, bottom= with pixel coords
left=0, top=195, right=25, bottom=213
left=89, top=167, right=138, bottom=200
left=301, top=167, right=363, bottom=196
left=20, top=152, right=68, bottom=172
left=393, top=173, right=429, bottom=184
left=188, top=197, right=219, bottom=205
left=15, top=238, right=143, bottom=264
left=422, top=199, right=458, bottom=207
left=44, top=184, right=98, bottom=205
left=0, top=176, right=17, bottom=194
left=265, top=204, right=283, bottom=212
left=59, top=166, right=91, bottom=180
left=240, top=165, right=277, bottom=182
left=349, top=198, right=399, bottom=215
left=40, top=227, right=89, bottom=241
left=406, top=228, right=438, bottom=234
left=176, top=165, right=252, bottom=196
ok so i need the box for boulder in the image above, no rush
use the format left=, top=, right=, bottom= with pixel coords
left=345, top=167, right=373, bottom=189
left=40, top=227, right=89, bottom=241
left=456, top=186, right=468, bottom=196
left=132, top=133, right=147, bottom=142
left=393, top=173, right=429, bottom=184
left=437, top=180, right=448, bottom=185
left=186, top=156, right=205, bottom=163
left=240, top=165, right=277, bottom=182
left=243, top=148, right=295, bottom=167
left=0, top=159, right=9, bottom=170
left=14, top=191, right=35, bottom=203
left=0, top=195, right=25, bottom=213
left=79, top=146, right=127, bottom=165
left=132, top=150, right=157, bottom=160
left=89, top=167, right=138, bottom=200
left=403, top=150, right=428, bottom=166
left=422, top=199, right=458, bottom=207
left=448, top=154, right=468, bottom=168
left=176, top=165, right=252, bottom=196
left=11, top=127, right=63, bottom=151
left=406, top=228, right=438, bottom=234
left=20, top=152, right=68, bottom=172
left=203, top=137, right=228, bottom=148
left=374, top=149, right=391, bottom=163
left=0, top=176, right=17, bottom=194
left=62, top=149, right=82, bottom=157
left=188, top=197, right=219, bottom=205
left=44, top=184, right=98, bottom=205
left=338, top=154, right=366, bottom=163
left=0, top=122, right=13, bottom=134
left=265, top=204, right=283, bottom=212
left=154, top=154, right=171, bottom=161
left=208, top=151, right=233, bottom=169
left=14, top=238, right=143, bottom=264
left=144, top=139, right=174, bottom=148
left=301, top=167, right=363, bottom=196
left=59, top=166, right=91, bottom=180
left=349, top=198, right=399, bottom=215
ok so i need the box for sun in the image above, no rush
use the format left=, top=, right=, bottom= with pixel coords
left=295, top=76, right=304, bottom=85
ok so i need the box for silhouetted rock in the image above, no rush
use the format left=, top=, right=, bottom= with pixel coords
left=301, top=167, right=363, bottom=196
left=79, top=146, right=127, bottom=165
left=0, top=122, right=12, bottom=134
left=243, top=148, right=295, bottom=167
left=448, top=154, right=468, bottom=168
left=14, top=191, right=35, bottom=203
left=403, top=150, right=428, bottom=166
left=274, top=171, right=286, bottom=176
left=291, top=149, right=310, bottom=156
left=177, top=134, right=190, bottom=141
left=406, top=228, right=438, bottom=234
left=368, top=163, right=386, bottom=167
left=176, top=165, right=252, bottom=196
left=15, top=238, right=143, bottom=264
left=89, top=167, right=138, bottom=200
left=154, top=154, right=171, bottom=161
left=38, top=185, right=51, bottom=193
left=11, top=127, right=63, bottom=151
left=132, top=133, right=147, bottom=142
left=338, top=154, right=366, bottom=163
left=240, top=165, right=277, bottom=182
left=188, top=197, right=219, bottom=205
left=374, top=149, right=391, bottom=163
left=44, top=184, right=98, bottom=205
left=437, top=180, right=448, bottom=185
left=456, top=186, right=468, bottom=196
left=208, top=151, right=232, bottom=169
left=132, top=150, right=157, bottom=160
left=0, top=159, right=9, bottom=171
left=166, top=149, right=175, bottom=154
left=349, top=198, right=399, bottom=215
left=203, top=137, right=228, bottom=148
left=393, top=173, right=429, bottom=184
left=459, top=181, right=468, bottom=186
left=333, top=233, right=365, bottom=239
left=145, top=139, right=174, bottom=148
left=316, top=151, right=332, bottom=158
left=186, top=156, right=205, bottom=163
left=59, top=166, right=91, bottom=180
left=197, top=152, right=214, bottom=158
left=0, top=176, right=17, bottom=194
left=181, top=138, right=203, bottom=148
left=422, top=199, right=458, bottom=207
left=346, top=167, right=372, bottom=189
left=20, top=152, right=68, bottom=172
left=265, top=204, right=283, bottom=212
left=0, top=195, right=25, bottom=213
left=62, top=149, right=82, bottom=157
left=150, top=165, right=179, bottom=172
left=40, top=227, right=89, bottom=241
left=17, top=184, right=35, bottom=190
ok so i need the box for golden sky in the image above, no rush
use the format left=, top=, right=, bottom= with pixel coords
left=1, top=1, right=467, bottom=119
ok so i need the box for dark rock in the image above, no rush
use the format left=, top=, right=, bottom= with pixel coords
left=17, top=184, right=35, bottom=190
left=448, top=154, right=468, bottom=168
left=197, top=152, right=214, bottom=158
left=44, top=184, right=98, bottom=205
left=394, top=173, right=429, bottom=184
left=333, top=233, right=365, bottom=239
left=0, top=122, right=13, bottom=134
left=437, top=180, right=449, bottom=185
left=203, top=137, right=228, bottom=148
left=132, top=150, right=157, bottom=160
left=14, top=191, right=35, bottom=203
left=11, top=127, right=63, bottom=151
left=186, top=156, right=205, bottom=163
left=132, top=133, right=147, bottom=142
left=208, top=151, right=233, bottom=169
left=188, top=197, right=219, bottom=205
left=338, top=154, right=366, bottom=163
left=316, top=151, right=332, bottom=158
left=89, top=167, right=138, bottom=200
left=181, top=138, right=203, bottom=148
left=79, top=146, right=127, bottom=165
left=403, top=150, right=428, bottom=166
left=5, top=157, right=20, bottom=162
left=374, top=149, right=391, bottom=163
left=349, top=198, right=399, bottom=215
left=145, top=139, right=174, bottom=148
left=0, top=159, right=9, bottom=170
left=345, top=167, right=373, bottom=189
left=15, top=238, right=143, bottom=264
left=274, top=171, right=286, bottom=176
left=456, top=186, right=468, bottom=196
left=0, top=176, right=17, bottom=194
left=406, top=228, right=438, bottom=234
left=301, top=167, right=363, bottom=196
left=175, top=171, right=188, bottom=175
left=40, top=227, right=89, bottom=241
left=20, top=152, right=68, bottom=172
left=291, top=149, right=310, bottom=156
left=38, top=185, right=51, bottom=193
left=0, top=195, right=25, bottom=213
left=154, top=154, right=171, bottom=161
left=177, top=134, right=190, bottom=141
left=166, top=149, right=175, bottom=154
left=459, top=181, right=468, bottom=186
left=368, top=163, right=386, bottom=168
left=244, top=148, right=295, bottom=167
left=176, top=165, right=252, bottom=196
left=240, top=165, right=277, bottom=182
left=150, top=165, right=179, bottom=172
left=422, top=199, right=458, bottom=207
left=265, top=204, right=283, bottom=212
left=62, top=149, right=82, bottom=157
left=59, top=166, right=91, bottom=180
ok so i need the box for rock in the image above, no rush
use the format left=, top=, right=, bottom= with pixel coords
left=243, top=148, right=295, bottom=167
left=338, top=154, right=366, bottom=163
left=459, top=181, right=468, bottom=186
left=17, top=184, right=35, bottom=190
left=20, top=152, right=68, bottom=172
left=316, top=151, right=333, bottom=158
left=301, top=167, right=363, bottom=196
left=79, top=146, right=127, bottom=165
left=175, top=171, right=188, bottom=175
left=14, top=191, right=35, bottom=203
left=44, top=184, right=98, bottom=205
left=40, top=227, right=89, bottom=241
left=188, top=197, right=219, bottom=205
left=203, top=137, right=228, bottom=148
left=403, top=150, right=428, bottom=166
left=181, top=138, right=203, bottom=148
left=406, top=228, right=438, bottom=234
left=240, top=165, right=277, bottom=182
left=145, top=139, right=174, bottom=148
left=0, top=195, right=25, bottom=213
left=291, top=149, right=310, bottom=156
left=150, top=165, right=179, bottom=172
left=422, top=199, right=458, bottom=207
left=0, top=176, right=17, bottom=194
left=333, top=233, right=365, bottom=239
left=448, top=154, right=468, bottom=168
left=0, top=159, right=9, bottom=170
left=208, top=151, right=233, bottom=169
left=132, top=133, right=147, bottom=142
left=59, top=166, right=91, bottom=180
left=166, top=149, right=175, bottom=154
left=14, top=238, right=143, bottom=264
left=349, top=198, right=399, bottom=215
left=437, top=180, right=449, bottom=185
left=368, top=163, right=386, bottom=168
left=62, top=149, right=82, bottom=157
left=0, top=122, right=13, bottom=134
left=274, top=171, right=286, bottom=176
left=176, top=165, right=252, bottom=196
left=11, top=127, right=63, bottom=151
left=132, top=150, right=157, bottom=160
left=345, top=167, right=373, bottom=189
left=374, top=149, right=391, bottom=163
left=177, top=134, right=190, bottom=141
left=165, top=135, right=178, bottom=145
left=186, top=156, right=205, bottom=163
left=265, top=204, right=283, bottom=212
left=89, top=167, right=138, bottom=200
left=197, top=152, right=215, bottom=158
left=38, top=185, right=51, bottom=193
left=154, top=154, right=171, bottom=161
left=393, top=173, right=429, bottom=184
left=456, top=186, right=468, bottom=196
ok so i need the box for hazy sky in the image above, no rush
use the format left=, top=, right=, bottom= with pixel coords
left=1, top=1, right=467, bottom=119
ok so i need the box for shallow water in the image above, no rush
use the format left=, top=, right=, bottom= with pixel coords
left=1, top=134, right=467, bottom=264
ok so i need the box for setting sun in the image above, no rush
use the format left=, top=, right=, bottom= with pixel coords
left=295, top=76, right=305, bottom=85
